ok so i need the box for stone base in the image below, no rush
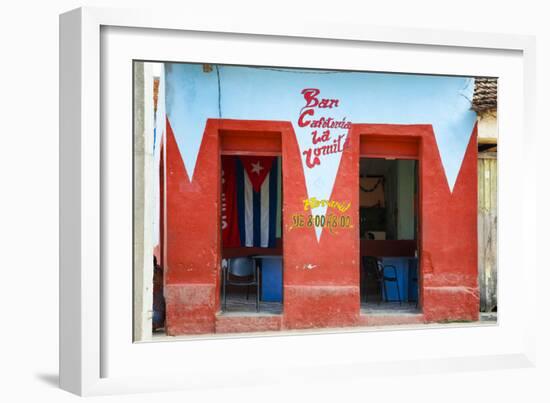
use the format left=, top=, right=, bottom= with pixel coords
left=358, top=313, right=425, bottom=327
left=283, top=285, right=360, bottom=329
left=422, top=286, right=480, bottom=322
left=216, top=315, right=283, bottom=334
left=164, top=283, right=217, bottom=335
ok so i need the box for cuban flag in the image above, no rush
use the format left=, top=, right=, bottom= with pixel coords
left=222, top=156, right=279, bottom=248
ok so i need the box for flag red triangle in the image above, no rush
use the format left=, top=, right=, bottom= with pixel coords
left=239, top=156, right=275, bottom=192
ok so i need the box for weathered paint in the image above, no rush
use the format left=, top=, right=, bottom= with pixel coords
left=477, top=111, right=498, bottom=143
left=162, top=119, right=479, bottom=334
left=420, top=130, right=480, bottom=322
left=163, top=119, right=221, bottom=335
left=478, top=152, right=497, bottom=312
left=282, top=113, right=360, bottom=329
left=133, top=62, right=155, bottom=341
left=216, top=315, right=282, bottom=334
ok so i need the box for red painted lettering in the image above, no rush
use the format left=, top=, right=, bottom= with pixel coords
left=301, top=88, right=320, bottom=110
left=298, top=108, right=314, bottom=127
left=302, top=148, right=321, bottom=168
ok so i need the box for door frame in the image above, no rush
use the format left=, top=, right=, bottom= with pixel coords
left=355, top=124, right=425, bottom=309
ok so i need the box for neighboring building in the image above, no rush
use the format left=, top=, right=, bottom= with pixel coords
left=473, top=77, right=498, bottom=313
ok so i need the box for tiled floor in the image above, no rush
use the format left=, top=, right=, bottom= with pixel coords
left=221, top=291, right=283, bottom=315
left=360, top=300, right=420, bottom=315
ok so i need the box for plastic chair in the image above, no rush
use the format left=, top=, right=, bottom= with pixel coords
left=222, top=257, right=260, bottom=312
left=378, top=261, right=402, bottom=305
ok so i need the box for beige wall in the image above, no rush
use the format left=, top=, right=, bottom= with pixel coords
left=477, top=110, right=498, bottom=142
left=133, top=62, right=155, bottom=341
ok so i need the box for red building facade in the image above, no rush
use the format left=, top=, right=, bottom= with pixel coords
left=159, top=117, right=479, bottom=336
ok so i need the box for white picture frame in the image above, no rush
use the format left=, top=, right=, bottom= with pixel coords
left=59, top=6, right=537, bottom=396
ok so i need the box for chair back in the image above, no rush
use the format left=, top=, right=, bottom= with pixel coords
left=363, top=256, right=380, bottom=280
left=382, top=264, right=398, bottom=281
left=228, top=257, right=255, bottom=278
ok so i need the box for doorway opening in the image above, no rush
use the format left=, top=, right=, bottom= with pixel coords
left=359, top=157, right=420, bottom=314
left=220, top=154, right=283, bottom=316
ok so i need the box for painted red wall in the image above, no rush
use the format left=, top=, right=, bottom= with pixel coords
left=282, top=121, right=360, bottom=329
left=162, top=119, right=479, bottom=335
left=420, top=126, right=479, bottom=322
left=163, top=119, right=221, bottom=335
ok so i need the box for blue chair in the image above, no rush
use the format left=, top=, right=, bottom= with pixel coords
left=222, top=257, right=260, bottom=312
left=379, top=261, right=402, bottom=305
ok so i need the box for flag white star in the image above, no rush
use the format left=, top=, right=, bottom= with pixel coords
left=251, top=161, right=264, bottom=175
